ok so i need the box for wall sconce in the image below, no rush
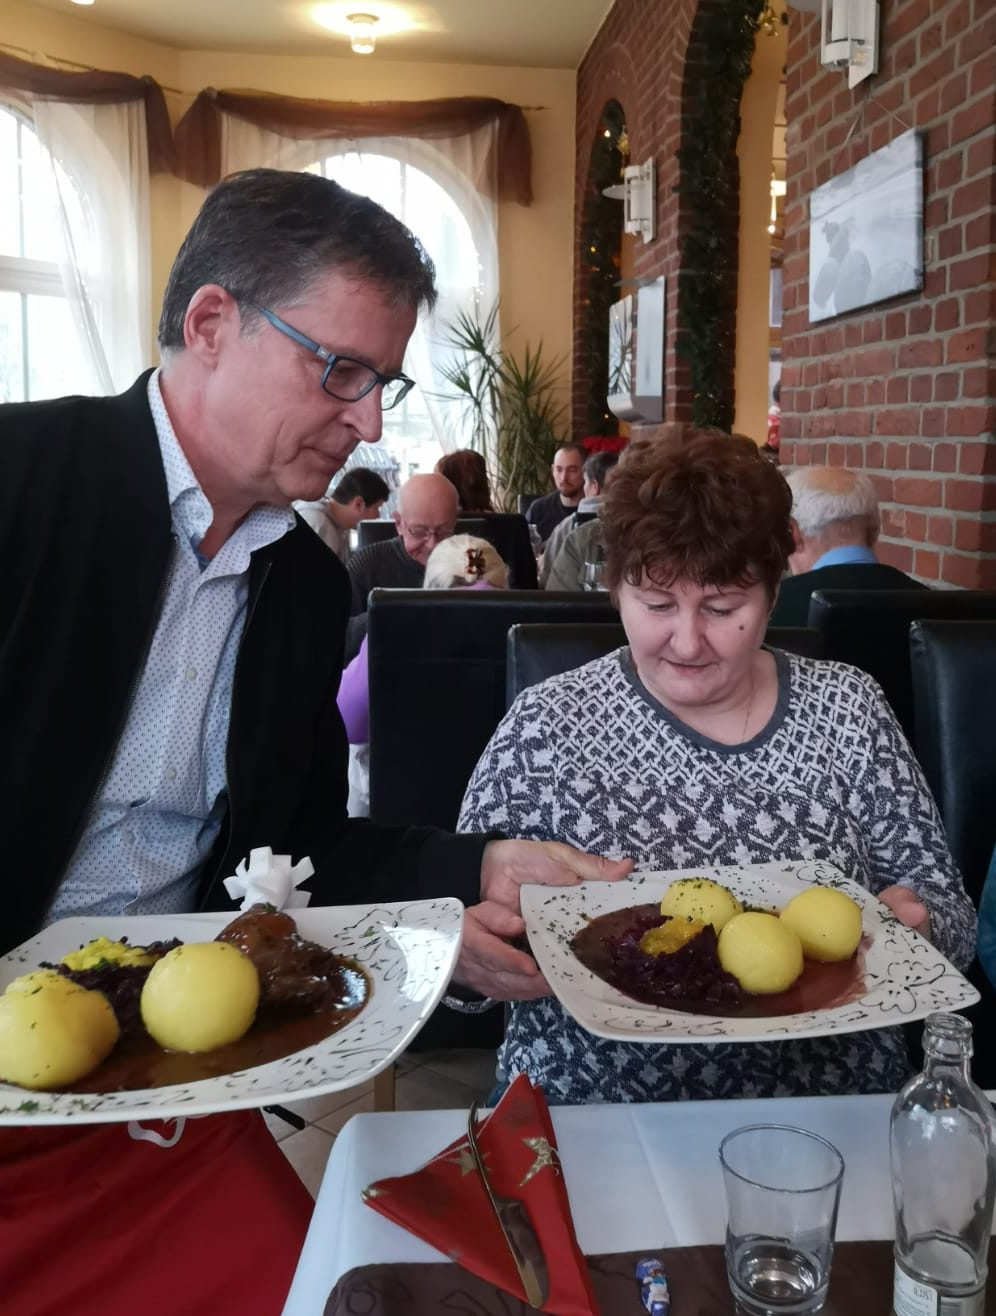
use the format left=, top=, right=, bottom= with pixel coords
left=768, top=177, right=787, bottom=234
left=347, top=13, right=379, bottom=54
left=821, top=0, right=879, bottom=88
left=602, top=160, right=656, bottom=244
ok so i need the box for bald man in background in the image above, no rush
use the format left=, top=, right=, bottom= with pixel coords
left=344, top=471, right=459, bottom=658
left=770, top=465, right=927, bottom=627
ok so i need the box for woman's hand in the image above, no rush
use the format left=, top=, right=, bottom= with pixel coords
left=878, top=885, right=932, bottom=942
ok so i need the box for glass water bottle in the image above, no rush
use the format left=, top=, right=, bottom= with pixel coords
left=890, top=1013, right=996, bottom=1316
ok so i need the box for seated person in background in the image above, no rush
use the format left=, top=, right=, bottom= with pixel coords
left=543, top=452, right=619, bottom=591
left=295, top=465, right=389, bottom=562
left=762, top=378, right=781, bottom=462
left=344, top=471, right=459, bottom=660
left=460, top=430, right=975, bottom=1105
left=436, top=448, right=494, bottom=513
left=525, top=443, right=587, bottom=544
left=770, top=465, right=928, bottom=626
left=338, top=535, right=508, bottom=816
left=540, top=451, right=618, bottom=587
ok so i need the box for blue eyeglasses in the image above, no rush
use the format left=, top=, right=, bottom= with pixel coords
left=255, top=305, right=415, bottom=411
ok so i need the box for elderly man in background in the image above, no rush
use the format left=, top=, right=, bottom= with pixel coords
left=347, top=471, right=459, bottom=609
left=525, top=442, right=587, bottom=544
left=0, top=168, right=628, bottom=1316
left=541, top=450, right=618, bottom=589
left=295, top=465, right=389, bottom=562
left=770, top=465, right=927, bottom=626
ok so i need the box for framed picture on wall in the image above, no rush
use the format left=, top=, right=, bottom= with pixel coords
left=808, top=128, right=924, bottom=323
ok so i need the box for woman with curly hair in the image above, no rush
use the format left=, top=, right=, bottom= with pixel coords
left=459, top=429, right=975, bottom=1104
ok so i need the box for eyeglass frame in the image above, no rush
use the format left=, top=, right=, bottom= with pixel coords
left=253, top=305, right=416, bottom=410
left=395, top=514, right=458, bottom=544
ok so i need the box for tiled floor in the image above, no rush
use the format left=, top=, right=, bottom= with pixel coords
left=268, top=1048, right=498, bottom=1197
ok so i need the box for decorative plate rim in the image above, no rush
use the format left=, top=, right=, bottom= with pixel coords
left=0, top=898, right=464, bottom=1124
left=521, top=859, right=978, bottom=1044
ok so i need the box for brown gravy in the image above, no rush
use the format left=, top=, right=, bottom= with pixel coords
left=64, top=963, right=370, bottom=1094
left=572, top=903, right=867, bottom=1017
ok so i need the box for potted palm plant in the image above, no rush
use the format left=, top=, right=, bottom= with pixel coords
left=437, top=303, right=569, bottom=511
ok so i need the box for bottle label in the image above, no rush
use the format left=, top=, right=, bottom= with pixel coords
left=894, top=1266, right=939, bottom=1316
left=893, top=1264, right=986, bottom=1316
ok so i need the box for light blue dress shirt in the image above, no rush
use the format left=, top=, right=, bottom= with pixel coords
left=811, top=545, right=880, bottom=569
left=48, top=372, right=295, bottom=924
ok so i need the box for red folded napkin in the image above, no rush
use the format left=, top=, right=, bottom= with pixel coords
left=362, top=1073, right=601, bottom=1315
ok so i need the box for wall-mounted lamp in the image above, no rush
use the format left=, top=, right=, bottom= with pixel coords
left=347, top=13, right=379, bottom=54
left=602, top=160, right=656, bottom=244
left=768, top=177, right=787, bottom=234
left=820, top=0, right=879, bottom=88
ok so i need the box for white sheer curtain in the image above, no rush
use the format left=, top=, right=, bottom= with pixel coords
left=31, top=97, right=150, bottom=393
left=219, top=117, right=499, bottom=456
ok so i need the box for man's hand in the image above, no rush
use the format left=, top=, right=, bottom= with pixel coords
left=450, top=901, right=551, bottom=1001
left=447, top=841, right=633, bottom=1003
left=879, top=885, right=932, bottom=942
left=479, top=838, right=633, bottom=914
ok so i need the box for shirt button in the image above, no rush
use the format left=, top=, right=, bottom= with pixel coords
left=167, top=767, right=178, bottom=782
left=185, top=665, right=198, bottom=681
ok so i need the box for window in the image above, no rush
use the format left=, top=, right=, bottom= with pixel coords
left=0, top=104, right=93, bottom=402
left=309, top=148, right=489, bottom=478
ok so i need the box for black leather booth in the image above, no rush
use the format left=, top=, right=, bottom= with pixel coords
left=910, top=618, right=996, bottom=1087
left=367, top=589, right=618, bottom=831
left=808, top=589, right=996, bottom=741
left=356, top=519, right=398, bottom=548
left=356, top=515, right=537, bottom=589
left=506, top=624, right=824, bottom=705
left=910, top=620, right=996, bottom=908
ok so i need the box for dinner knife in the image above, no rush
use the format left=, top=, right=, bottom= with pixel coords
left=466, top=1101, right=549, bottom=1309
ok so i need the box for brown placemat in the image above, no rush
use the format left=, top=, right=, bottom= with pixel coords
left=324, top=1240, right=996, bottom=1315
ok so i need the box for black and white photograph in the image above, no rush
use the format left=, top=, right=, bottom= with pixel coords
left=808, top=128, right=924, bottom=323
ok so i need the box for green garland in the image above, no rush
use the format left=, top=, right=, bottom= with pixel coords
left=578, top=100, right=626, bottom=436
left=676, top=0, right=764, bottom=429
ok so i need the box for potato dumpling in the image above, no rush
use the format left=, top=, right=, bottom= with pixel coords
left=780, top=887, right=863, bottom=963
left=141, top=941, right=260, bottom=1053
left=0, top=971, right=120, bottom=1090
left=660, top=878, right=743, bottom=933
left=718, top=912, right=804, bottom=994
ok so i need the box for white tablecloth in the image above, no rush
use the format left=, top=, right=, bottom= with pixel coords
left=283, top=1091, right=906, bottom=1316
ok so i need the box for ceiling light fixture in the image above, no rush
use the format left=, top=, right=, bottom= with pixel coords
left=347, top=13, right=379, bottom=54
left=70, top=0, right=96, bottom=6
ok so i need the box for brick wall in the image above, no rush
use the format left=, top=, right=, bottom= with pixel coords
left=576, top=0, right=996, bottom=586
left=780, top=0, right=996, bottom=586
left=574, top=0, right=699, bottom=438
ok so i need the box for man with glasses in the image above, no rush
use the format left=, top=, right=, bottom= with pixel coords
left=0, top=168, right=629, bottom=1315
left=345, top=472, right=459, bottom=635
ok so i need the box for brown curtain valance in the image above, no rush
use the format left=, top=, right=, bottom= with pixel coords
left=0, top=52, right=174, bottom=173
left=173, top=91, right=532, bottom=204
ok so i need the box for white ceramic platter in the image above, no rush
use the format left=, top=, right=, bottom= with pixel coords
left=521, top=859, right=978, bottom=1044
left=0, top=899, right=463, bottom=1124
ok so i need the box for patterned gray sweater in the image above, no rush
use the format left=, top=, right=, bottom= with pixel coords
left=458, top=649, right=976, bottom=1105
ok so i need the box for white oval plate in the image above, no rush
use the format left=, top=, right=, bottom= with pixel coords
left=521, top=859, right=978, bottom=1044
left=0, top=899, right=463, bottom=1124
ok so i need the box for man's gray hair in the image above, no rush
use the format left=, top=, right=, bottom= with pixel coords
left=786, top=466, right=880, bottom=539
left=158, top=168, right=436, bottom=352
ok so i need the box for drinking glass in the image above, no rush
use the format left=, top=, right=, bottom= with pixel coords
left=581, top=546, right=606, bottom=591
left=719, top=1124, right=845, bottom=1316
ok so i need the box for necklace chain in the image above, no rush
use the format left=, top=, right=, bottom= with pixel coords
left=740, top=672, right=755, bottom=743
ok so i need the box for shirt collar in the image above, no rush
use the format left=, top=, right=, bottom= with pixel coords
left=147, top=369, right=295, bottom=554
left=812, top=544, right=879, bottom=570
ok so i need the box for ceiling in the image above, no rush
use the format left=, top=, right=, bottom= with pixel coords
left=28, top=0, right=615, bottom=67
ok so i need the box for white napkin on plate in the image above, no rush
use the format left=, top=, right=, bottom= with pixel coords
left=222, top=847, right=315, bottom=911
